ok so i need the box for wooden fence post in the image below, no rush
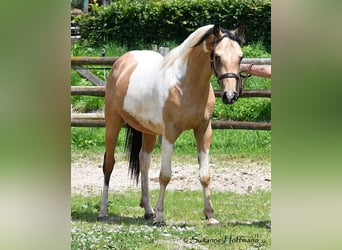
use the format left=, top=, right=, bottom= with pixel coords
left=83, top=0, right=89, bottom=13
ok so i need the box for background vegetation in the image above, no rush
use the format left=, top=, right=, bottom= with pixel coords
left=74, top=0, right=271, bottom=50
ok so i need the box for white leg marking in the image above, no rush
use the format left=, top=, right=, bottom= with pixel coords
left=99, top=182, right=109, bottom=217
left=198, top=150, right=210, bottom=181
left=160, top=137, right=173, bottom=179
left=139, top=151, right=154, bottom=217
left=198, top=150, right=219, bottom=225
left=154, top=136, right=173, bottom=224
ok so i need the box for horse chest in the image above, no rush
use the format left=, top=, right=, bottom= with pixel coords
left=163, top=91, right=210, bottom=131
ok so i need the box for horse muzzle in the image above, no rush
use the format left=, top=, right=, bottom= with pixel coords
left=222, top=90, right=238, bottom=104
left=217, top=72, right=242, bottom=105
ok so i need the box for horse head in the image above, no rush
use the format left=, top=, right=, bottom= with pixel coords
left=210, top=23, right=245, bottom=104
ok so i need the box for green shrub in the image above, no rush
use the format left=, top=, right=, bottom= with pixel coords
left=71, top=128, right=105, bottom=149
left=76, top=0, right=271, bottom=49
left=213, top=98, right=271, bottom=122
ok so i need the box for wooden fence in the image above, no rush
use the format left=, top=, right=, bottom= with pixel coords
left=71, top=56, right=271, bottom=130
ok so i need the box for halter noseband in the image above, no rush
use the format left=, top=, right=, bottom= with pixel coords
left=210, top=34, right=244, bottom=97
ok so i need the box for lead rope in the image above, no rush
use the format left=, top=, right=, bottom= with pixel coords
left=240, top=63, right=254, bottom=80
left=239, top=63, right=254, bottom=96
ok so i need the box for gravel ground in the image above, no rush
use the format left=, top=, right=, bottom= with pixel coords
left=71, top=153, right=271, bottom=196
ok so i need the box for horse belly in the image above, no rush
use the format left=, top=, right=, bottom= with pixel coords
left=122, top=51, right=165, bottom=134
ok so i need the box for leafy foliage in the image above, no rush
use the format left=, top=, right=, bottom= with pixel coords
left=75, top=0, right=271, bottom=49
left=71, top=128, right=105, bottom=149
left=213, top=98, right=271, bottom=122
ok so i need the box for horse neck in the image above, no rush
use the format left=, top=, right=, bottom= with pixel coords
left=182, top=46, right=212, bottom=95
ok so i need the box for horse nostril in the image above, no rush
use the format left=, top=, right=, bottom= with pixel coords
left=222, top=91, right=237, bottom=104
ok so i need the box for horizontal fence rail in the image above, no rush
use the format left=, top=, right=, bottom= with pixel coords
left=71, top=113, right=271, bottom=130
left=71, top=56, right=271, bottom=66
left=71, top=56, right=271, bottom=130
left=71, top=86, right=271, bottom=98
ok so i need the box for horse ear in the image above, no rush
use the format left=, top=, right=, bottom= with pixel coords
left=234, top=23, right=244, bottom=38
left=213, top=23, right=221, bottom=38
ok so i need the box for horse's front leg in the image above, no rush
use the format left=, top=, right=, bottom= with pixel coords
left=194, top=121, right=220, bottom=225
left=139, top=133, right=156, bottom=220
left=153, top=135, right=173, bottom=226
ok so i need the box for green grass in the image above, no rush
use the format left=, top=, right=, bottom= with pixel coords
left=71, top=190, right=271, bottom=249
left=71, top=127, right=271, bottom=160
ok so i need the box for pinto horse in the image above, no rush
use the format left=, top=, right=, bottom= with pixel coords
left=98, top=24, right=245, bottom=225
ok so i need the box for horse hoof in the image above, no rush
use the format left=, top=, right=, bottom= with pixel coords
left=207, top=218, right=220, bottom=226
left=97, top=216, right=108, bottom=222
left=97, top=216, right=115, bottom=223
left=144, top=213, right=154, bottom=220
left=153, top=220, right=166, bottom=227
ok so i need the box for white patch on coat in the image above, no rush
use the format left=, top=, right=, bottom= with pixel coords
left=123, top=50, right=165, bottom=134
left=123, top=50, right=189, bottom=134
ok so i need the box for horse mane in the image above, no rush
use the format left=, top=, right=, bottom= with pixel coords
left=160, top=25, right=214, bottom=71
left=160, top=24, right=244, bottom=72
left=193, top=26, right=245, bottom=47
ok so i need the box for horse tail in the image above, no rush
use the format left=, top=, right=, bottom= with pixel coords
left=124, top=124, right=142, bottom=185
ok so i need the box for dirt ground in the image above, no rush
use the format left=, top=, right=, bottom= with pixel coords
left=71, top=153, right=271, bottom=196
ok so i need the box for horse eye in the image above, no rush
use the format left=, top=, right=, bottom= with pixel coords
left=215, top=56, right=221, bottom=63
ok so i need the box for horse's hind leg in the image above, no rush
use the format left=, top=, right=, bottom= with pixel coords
left=98, top=112, right=123, bottom=221
left=139, top=133, right=157, bottom=219
left=194, top=121, right=220, bottom=225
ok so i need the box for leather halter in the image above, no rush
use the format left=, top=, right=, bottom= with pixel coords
left=210, top=34, right=243, bottom=97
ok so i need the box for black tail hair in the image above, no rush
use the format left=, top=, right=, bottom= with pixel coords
left=124, top=124, right=142, bottom=185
